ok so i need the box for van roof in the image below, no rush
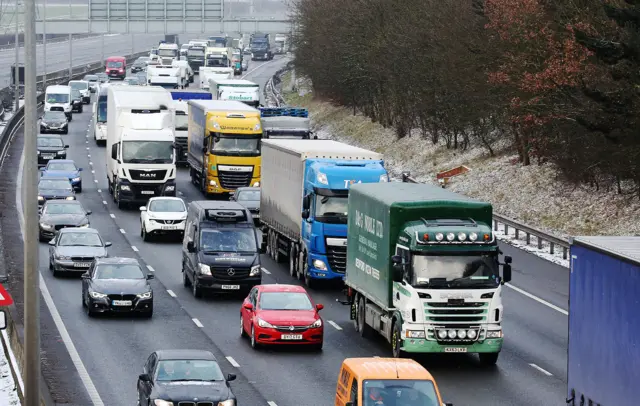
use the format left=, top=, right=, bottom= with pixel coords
left=106, top=56, right=125, bottom=60
left=342, top=358, right=435, bottom=380
left=46, top=85, right=70, bottom=92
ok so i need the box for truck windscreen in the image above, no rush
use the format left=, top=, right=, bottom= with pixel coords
left=158, top=49, right=177, bottom=57
left=315, top=195, right=348, bottom=223
left=122, top=140, right=173, bottom=164
left=211, top=136, right=260, bottom=155
left=200, top=228, right=257, bottom=253
left=411, top=254, right=500, bottom=288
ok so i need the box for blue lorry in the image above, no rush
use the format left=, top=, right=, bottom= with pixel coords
left=260, top=139, right=388, bottom=287
left=169, top=90, right=212, bottom=165
left=567, top=236, right=640, bottom=406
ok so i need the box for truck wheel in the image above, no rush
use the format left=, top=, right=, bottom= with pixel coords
left=352, top=295, right=360, bottom=332
left=358, top=296, right=372, bottom=338
left=391, top=321, right=404, bottom=358
left=273, top=234, right=281, bottom=263
left=265, top=230, right=272, bottom=257
left=289, top=244, right=297, bottom=277
left=297, top=250, right=305, bottom=280
left=478, top=352, right=500, bottom=366
left=200, top=170, right=209, bottom=198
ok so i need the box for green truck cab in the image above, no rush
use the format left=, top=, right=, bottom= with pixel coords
left=344, top=182, right=512, bottom=364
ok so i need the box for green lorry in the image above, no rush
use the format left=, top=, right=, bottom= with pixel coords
left=344, top=182, right=513, bottom=364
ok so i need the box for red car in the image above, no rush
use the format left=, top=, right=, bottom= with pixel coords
left=240, top=284, right=324, bottom=350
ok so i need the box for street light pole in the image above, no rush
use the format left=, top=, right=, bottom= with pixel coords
left=68, top=33, right=72, bottom=79
left=14, top=2, right=19, bottom=112
left=43, top=0, right=47, bottom=88
left=23, top=0, right=41, bottom=402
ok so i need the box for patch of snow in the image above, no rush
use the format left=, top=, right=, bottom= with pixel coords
left=0, top=341, right=20, bottom=406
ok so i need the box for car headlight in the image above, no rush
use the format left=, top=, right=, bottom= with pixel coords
left=310, top=318, right=322, bottom=328
left=312, top=259, right=327, bottom=271
left=137, top=291, right=152, bottom=299
left=218, top=400, right=235, bottom=406
left=57, top=151, right=65, bottom=155
left=486, top=330, right=503, bottom=338
left=249, top=265, right=261, bottom=277
left=198, top=263, right=211, bottom=275
left=79, top=224, right=89, bottom=228
left=89, top=291, right=107, bottom=299
left=257, top=318, right=274, bottom=328
left=153, top=400, right=174, bottom=406
left=72, top=177, right=81, bottom=182
left=65, top=196, right=75, bottom=200
left=406, top=330, right=426, bottom=339
left=55, top=254, right=71, bottom=260
left=120, top=185, right=131, bottom=191
left=40, top=222, right=53, bottom=230
left=165, top=185, right=175, bottom=191
left=38, top=196, right=44, bottom=201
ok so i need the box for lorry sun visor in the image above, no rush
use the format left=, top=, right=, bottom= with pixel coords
left=205, top=209, right=248, bottom=222
left=313, top=188, right=349, bottom=197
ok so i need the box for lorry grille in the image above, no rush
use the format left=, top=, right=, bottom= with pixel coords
left=128, top=169, right=167, bottom=181
left=131, top=184, right=165, bottom=199
left=425, top=301, right=488, bottom=323
left=211, top=267, right=251, bottom=281
left=218, top=170, right=252, bottom=190
left=326, top=244, right=346, bottom=274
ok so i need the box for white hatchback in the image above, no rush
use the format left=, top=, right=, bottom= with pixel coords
left=140, top=197, right=187, bottom=242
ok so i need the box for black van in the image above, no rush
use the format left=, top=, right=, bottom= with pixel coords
left=181, top=201, right=264, bottom=298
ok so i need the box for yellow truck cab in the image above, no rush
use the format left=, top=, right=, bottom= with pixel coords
left=187, top=100, right=262, bottom=197
left=335, top=358, right=452, bottom=406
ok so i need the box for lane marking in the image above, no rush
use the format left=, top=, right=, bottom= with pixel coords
left=226, top=356, right=240, bottom=367
left=261, top=267, right=270, bottom=275
left=147, top=265, right=155, bottom=272
left=506, top=283, right=568, bottom=316
left=16, top=147, right=105, bottom=405
left=328, top=320, right=342, bottom=331
left=86, top=147, right=89, bottom=150
left=119, top=228, right=126, bottom=234
left=109, top=213, right=115, bottom=218
left=529, top=363, right=553, bottom=376
left=89, top=161, right=93, bottom=166
left=87, top=154, right=91, bottom=158
left=131, top=246, right=139, bottom=252
left=192, top=318, right=204, bottom=328
left=97, top=189, right=101, bottom=193
left=91, top=170, right=95, bottom=174
left=167, top=290, right=176, bottom=298
left=102, top=200, right=107, bottom=205
left=93, top=179, right=98, bottom=183
left=268, top=402, right=278, bottom=406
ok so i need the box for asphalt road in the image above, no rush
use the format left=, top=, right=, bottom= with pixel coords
left=5, top=40, right=571, bottom=405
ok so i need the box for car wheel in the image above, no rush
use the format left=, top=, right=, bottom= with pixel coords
left=142, top=224, right=150, bottom=242
left=86, top=300, right=95, bottom=317
left=63, top=129, right=68, bottom=134
left=38, top=232, right=46, bottom=243
left=311, top=342, right=323, bottom=352
left=48, top=257, right=53, bottom=270
left=240, top=315, right=247, bottom=337
left=182, top=267, right=191, bottom=288
left=143, top=308, right=153, bottom=318
left=82, top=293, right=87, bottom=308
left=192, top=277, right=202, bottom=298
left=250, top=325, right=259, bottom=349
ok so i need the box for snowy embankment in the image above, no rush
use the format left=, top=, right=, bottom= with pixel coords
left=280, top=74, right=640, bottom=269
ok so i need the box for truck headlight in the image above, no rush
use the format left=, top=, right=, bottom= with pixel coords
left=198, top=263, right=211, bottom=275
left=209, top=180, right=217, bottom=186
left=249, top=265, right=261, bottom=276
left=38, top=196, right=44, bottom=201
left=437, top=330, right=448, bottom=339
left=486, top=330, right=503, bottom=338
left=252, top=181, right=260, bottom=187
left=72, top=177, right=81, bottom=182
left=406, top=330, right=425, bottom=339
left=120, top=185, right=131, bottom=191
left=218, top=400, right=235, bottom=406
left=165, top=185, right=175, bottom=192
left=257, top=318, right=274, bottom=328
left=153, top=400, right=174, bottom=406
left=66, top=196, right=75, bottom=200
left=312, top=259, right=327, bottom=271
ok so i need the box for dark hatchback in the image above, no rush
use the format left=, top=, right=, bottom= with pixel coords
left=38, top=176, right=75, bottom=208
left=48, top=227, right=111, bottom=276
left=38, top=200, right=90, bottom=241
left=131, top=57, right=149, bottom=73
left=83, top=74, right=99, bottom=92
left=82, top=257, right=154, bottom=317
left=37, top=135, right=68, bottom=166
left=40, top=111, right=68, bottom=134
left=137, top=350, right=237, bottom=406
left=71, top=89, right=83, bottom=113
left=230, top=186, right=260, bottom=225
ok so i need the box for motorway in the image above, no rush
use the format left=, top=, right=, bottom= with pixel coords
left=5, top=42, right=570, bottom=406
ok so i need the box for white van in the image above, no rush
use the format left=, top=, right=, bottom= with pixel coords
left=44, top=85, right=73, bottom=121
left=68, top=80, right=91, bottom=104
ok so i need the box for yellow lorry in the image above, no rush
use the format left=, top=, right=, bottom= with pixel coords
left=187, top=100, right=262, bottom=197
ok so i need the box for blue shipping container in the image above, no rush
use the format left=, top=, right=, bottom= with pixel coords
left=568, top=236, right=640, bottom=406
left=169, top=90, right=212, bottom=100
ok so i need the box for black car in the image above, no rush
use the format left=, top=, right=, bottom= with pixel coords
left=137, top=350, right=237, bottom=406
left=48, top=227, right=111, bottom=276
left=71, top=89, right=83, bottom=113
left=83, top=74, right=99, bottom=92
left=81, top=257, right=154, bottom=317
left=131, top=57, right=149, bottom=73
left=230, top=186, right=260, bottom=225
left=38, top=176, right=75, bottom=208
left=39, top=111, right=68, bottom=134
left=38, top=200, right=90, bottom=241
left=37, top=135, right=68, bottom=166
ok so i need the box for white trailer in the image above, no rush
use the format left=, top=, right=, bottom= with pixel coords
left=209, top=78, right=260, bottom=107
left=106, top=86, right=178, bottom=209
left=262, top=116, right=312, bottom=139
left=198, top=67, right=233, bottom=90
left=147, top=65, right=185, bottom=89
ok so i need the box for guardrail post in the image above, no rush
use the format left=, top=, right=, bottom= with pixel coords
left=563, top=247, right=568, bottom=260
left=537, top=237, right=543, bottom=250
left=493, top=220, right=498, bottom=231
left=550, top=242, right=555, bottom=255
left=526, top=232, right=531, bottom=244
left=503, top=223, right=508, bottom=236
left=514, top=228, right=519, bottom=239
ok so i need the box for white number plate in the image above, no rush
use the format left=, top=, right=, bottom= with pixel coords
left=252, top=214, right=260, bottom=218
left=221, top=285, right=240, bottom=290
left=74, top=262, right=91, bottom=267
left=281, top=334, right=303, bottom=340
left=141, top=190, right=154, bottom=195
left=444, top=347, right=468, bottom=353
left=112, top=300, right=132, bottom=306
left=43, top=155, right=54, bottom=159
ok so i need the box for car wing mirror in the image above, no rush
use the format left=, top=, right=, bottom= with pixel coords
left=48, top=240, right=56, bottom=246
left=147, top=274, right=155, bottom=280
left=227, top=373, right=236, bottom=382
left=86, top=210, right=92, bottom=215
left=138, top=373, right=150, bottom=382
left=316, top=304, right=324, bottom=311
left=105, top=242, right=112, bottom=247
left=81, top=273, right=90, bottom=279
left=64, top=145, right=69, bottom=148
left=243, top=302, right=253, bottom=311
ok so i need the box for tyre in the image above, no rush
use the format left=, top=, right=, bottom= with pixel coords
left=479, top=352, right=500, bottom=366
left=76, top=185, right=82, bottom=193
left=142, top=224, right=151, bottom=242
left=311, top=342, right=323, bottom=351
left=391, top=321, right=404, bottom=358
left=182, top=265, right=191, bottom=287
left=273, top=233, right=281, bottom=263
left=192, top=277, right=202, bottom=298
left=240, top=315, right=247, bottom=337
left=63, top=129, right=68, bottom=134
left=289, top=244, right=297, bottom=277
left=250, top=325, right=259, bottom=349
left=358, top=296, right=372, bottom=338
left=303, top=257, right=315, bottom=289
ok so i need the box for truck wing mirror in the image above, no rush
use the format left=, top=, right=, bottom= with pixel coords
left=301, top=209, right=310, bottom=220
left=302, top=195, right=311, bottom=210
left=392, top=266, right=404, bottom=283
left=111, top=144, right=118, bottom=160
left=391, top=255, right=402, bottom=264
left=504, top=255, right=512, bottom=264
left=502, top=264, right=512, bottom=283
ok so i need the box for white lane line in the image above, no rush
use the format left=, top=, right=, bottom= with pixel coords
left=89, top=161, right=93, bottom=166
left=147, top=265, right=155, bottom=272
left=109, top=213, right=115, bottom=218
left=102, top=200, right=107, bottom=205
left=86, top=147, right=89, bottom=150
left=93, top=179, right=98, bottom=183
left=167, top=290, right=176, bottom=298
left=267, top=402, right=278, bottom=406
left=85, top=140, right=88, bottom=144
left=226, top=356, right=240, bottom=367
left=529, top=363, right=553, bottom=376
left=119, top=228, right=126, bottom=234
left=131, top=246, right=139, bottom=252
left=506, top=283, right=568, bottom=316
left=87, top=154, right=91, bottom=158
left=261, top=267, right=270, bottom=275
left=192, top=318, right=204, bottom=328
left=15, top=149, right=105, bottom=405
left=91, top=170, right=95, bottom=174
left=328, top=320, right=343, bottom=331
left=97, top=189, right=101, bottom=193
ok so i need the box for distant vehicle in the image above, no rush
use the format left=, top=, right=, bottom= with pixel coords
left=37, top=135, right=68, bottom=166
left=70, top=89, right=84, bottom=113
left=44, top=84, right=73, bottom=120
left=123, top=76, right=140, bottom=86
left=139, top=197, right=187, bottom=241
left=48, top=228, right=111, bottom=276
left=131, top=57, right=149, bottom=73
left=135, top=71, right=147, bottom=86
left=68, top=80, right=91, bottom=104
left=240, top=284, right=324, bottom=350
left=81, top=257, right=154, bottom=317
left=38, top=200, right=89, bottom=241
left=241, top=57, right=249, bottom=71
left=83, top=74, right=99, bottom=92
left=179, top=43, right=189, bottom=56
left=40, top=159, right=83, bottom=192
left=95, top=72, right=110, bottom=83
left=137, top=350, right=237, bottom=405
left=229, top=187, right=260, bottom=225
left=105, top=56, right=127, bottom=79
left=39, top=111, right=68, bottom=134
left=38, top=176, right=75, bottom=208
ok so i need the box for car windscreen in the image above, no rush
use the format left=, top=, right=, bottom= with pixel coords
left=149, top=199, right=185, bottom=212
left=236, top=190, right=260, bottom=201
left=58, top=232, right=102, bottom=247
left=37, top=137, right=64, bottom=147
left=39, top=179, right=72, bottom=190
left=46, top=93, right=69, bottom=103
left=43, top=111, right=66, bottom=120
left=107, top=61, right=123, bottom=68
left=46, top=162, right=76, bottom=171
left=200, top=229, right=257, bottom=253
left=259, top=292, right=313, bottom=310
left=156, top=360, right=225, bottom=382
left=84, top=75, right=98, bottom=82
left=363, top=379, right=440, bottom=406
left=44, top=203, right=84, bottom=214
left=94, top=264, right=144, bottom=279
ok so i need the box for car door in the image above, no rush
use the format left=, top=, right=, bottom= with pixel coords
left=243, top=287, right=258, bottom=331
left=138, top=352, right=157, bottom=405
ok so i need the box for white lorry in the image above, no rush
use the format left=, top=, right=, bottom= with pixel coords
left=198, top=67, right=233, bottom=91
left=106, top=86, right=177, bottom=209
left=147, top=65, right=185, bottom=89
left=172, top=60, right=194, bottom=85
left=274, top=34, right=288, bottom=54
left=44, top=85, right=73, bottom=120
left=209, top=79, right=260, bottom=107
left=157, top=43, right=179, bottom=65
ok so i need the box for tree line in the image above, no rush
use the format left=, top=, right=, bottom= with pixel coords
left=290, top=0, right=640, bottom=197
